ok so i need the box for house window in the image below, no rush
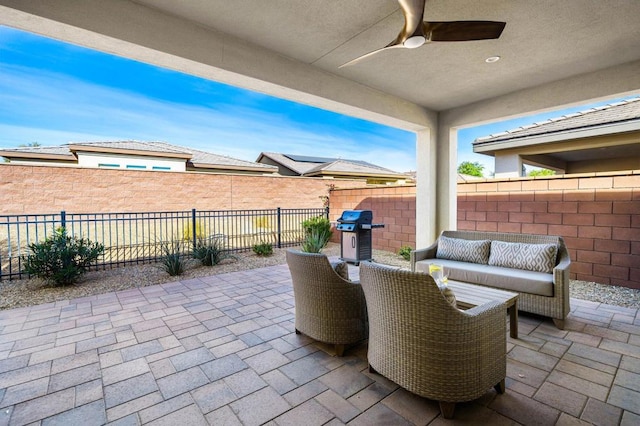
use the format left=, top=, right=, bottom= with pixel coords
left=126, top=165, right=146, bottom=169
left=98, top=163, right=120, bottom=168
left=152, top=166, right=171, bottom=171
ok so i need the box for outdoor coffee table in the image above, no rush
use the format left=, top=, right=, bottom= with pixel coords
left=447, top=280, right=519, bottom=339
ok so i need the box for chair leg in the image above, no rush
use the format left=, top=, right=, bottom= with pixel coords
left=295, top=328, right=301, bottom=335
left=439, top=401, right=456, bottom=419
left=494, top=379, right=506, bottom=394
left=335, top=344, right=345, bottom=357
left=552, top=318, right=565, bottom=330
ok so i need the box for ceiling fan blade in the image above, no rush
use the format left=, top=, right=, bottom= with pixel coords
left=339, top=44, right=404, bottom=68
left=397, top=0, right=427, bottom=43
left=425, top=21, right=506, bottom=42
left=339, top=1, right=506, bottom=68
left=340, top=0, right=425, bottom=68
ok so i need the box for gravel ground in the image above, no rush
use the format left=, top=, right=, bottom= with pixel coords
left=1, top=243, right=638, bottom=310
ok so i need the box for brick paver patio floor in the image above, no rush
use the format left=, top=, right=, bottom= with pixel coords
left=1, top=261, right=639, bottom=425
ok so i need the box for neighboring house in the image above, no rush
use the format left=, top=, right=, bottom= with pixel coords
left=0, top=141, right=278, bottom=175
left=473, top=97, right=640, bottom=177
left=256, top=152, right=411, bottom=184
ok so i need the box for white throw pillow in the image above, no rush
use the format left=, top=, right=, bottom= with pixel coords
left=489, top=241, right=558, bottom=273
left=436, top=236, right=491, bottom=264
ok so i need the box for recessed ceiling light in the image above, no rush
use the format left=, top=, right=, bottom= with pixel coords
left=485, top=56, right=501, bottom=63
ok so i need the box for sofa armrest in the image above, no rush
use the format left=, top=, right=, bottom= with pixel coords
left=552, top=239, right=572, bottom=321
left=553, top=239, right=571, bottom=285
left=410, top=241, right=438, bottom=272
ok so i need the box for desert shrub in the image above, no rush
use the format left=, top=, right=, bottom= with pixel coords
left=252, top=242, right=273, bottom=256
left=182, top=220, right=206, bottom=242
left=21, top=227, right=104, bottom=286
left=302, top=216, right=332, bottom=237
left=193, top=236, right=236, bottom=266
left=253, top=215, right=272, bottom=229
left=159, top=240, right=186, bottom=276
left=301, top=216, right=332, bottom=252
left=398, top=245, right=413, bottom=261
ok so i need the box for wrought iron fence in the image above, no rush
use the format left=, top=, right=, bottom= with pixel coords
left=0, top=207, right=328, bottom=280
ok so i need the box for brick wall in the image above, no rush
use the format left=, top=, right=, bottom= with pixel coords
left=0, top=164, right=362, bottom=214
left=329, top=186, right=416, bottom=252
left=328, top=171, right=640, bottom=289
left=458, top=172, right=640, bottom=289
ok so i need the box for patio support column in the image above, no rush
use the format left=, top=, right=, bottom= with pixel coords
left=495, top=153, right=523, bottom=178
left=435, top=125, right=458, bottom=234
left=415, top=128, right=437, bottom=247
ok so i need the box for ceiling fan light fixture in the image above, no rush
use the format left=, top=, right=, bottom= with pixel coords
left=404, top=35, right=426, bottom=49
left=339, top=0, right=506, bottom=67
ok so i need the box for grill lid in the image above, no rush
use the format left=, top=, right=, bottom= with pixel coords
left=337, top=210, right=373, bottom=224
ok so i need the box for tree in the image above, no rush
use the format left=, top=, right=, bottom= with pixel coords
left=457, top=161, right=485, bottom=177
left=528, top=168, right=556, bottom=177
left=19, top=142, right=41, bottom=147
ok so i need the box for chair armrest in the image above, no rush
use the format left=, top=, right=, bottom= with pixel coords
left=463, top=300, right=505, bottom=320
left=410, top=241, right=438, bottom=272
left=457, top=300, right=507, bottom=365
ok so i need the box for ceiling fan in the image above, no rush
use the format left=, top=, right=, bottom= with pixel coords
left=340, top=0, right=506, bottom=67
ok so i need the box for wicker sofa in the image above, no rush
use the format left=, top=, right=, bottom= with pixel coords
left=411, top=230, right=571, bottom=329
left=285, top=249, right=368, bottom=356
left=359, top=261, right=507, bottom=419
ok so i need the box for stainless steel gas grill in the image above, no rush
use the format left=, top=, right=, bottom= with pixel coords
left=336, top=210, right=384, bottom=264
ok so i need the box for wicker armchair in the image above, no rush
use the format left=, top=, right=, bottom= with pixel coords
left=359, top=261, right=507, bottom=419
left=285, top=249, right=368, bottom=356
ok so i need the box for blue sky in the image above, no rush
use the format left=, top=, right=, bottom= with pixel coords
left=0, top=25, right=635, bottom=175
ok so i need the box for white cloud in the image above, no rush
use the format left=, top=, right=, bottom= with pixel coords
left=0, top=64, right=416, bottom=171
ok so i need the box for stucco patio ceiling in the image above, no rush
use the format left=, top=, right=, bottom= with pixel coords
left=1, top=0, right=640, bottom=242
left=134, top=0, right=640, bottom=113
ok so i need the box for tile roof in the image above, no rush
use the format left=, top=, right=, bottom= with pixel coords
left=188, top=148, right=276, bottom=171
left=69, top=140, right=192, bottom=155
left=1, top=141, right=277, bottom=171
left=304, top=159, right=400, bottom=176
left=474, top=97, right=640, bottom=144
left=258, top=152, right=405, bottom=177
left=0, top=145, right=76, bottom=159
left=258, top=152, right=320, bottom=174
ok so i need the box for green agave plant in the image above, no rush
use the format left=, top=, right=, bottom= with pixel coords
left=301, top=228, right=331, bottom=253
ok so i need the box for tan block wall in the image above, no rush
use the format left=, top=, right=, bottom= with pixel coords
left=3, top=164, right=639, bottom=288
left=329, top=171, right=640, bottom=290
left=0, top=164, right=361, bottom=214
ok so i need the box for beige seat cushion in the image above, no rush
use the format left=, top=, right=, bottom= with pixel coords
left=415, top=258, right=553, bottom=297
